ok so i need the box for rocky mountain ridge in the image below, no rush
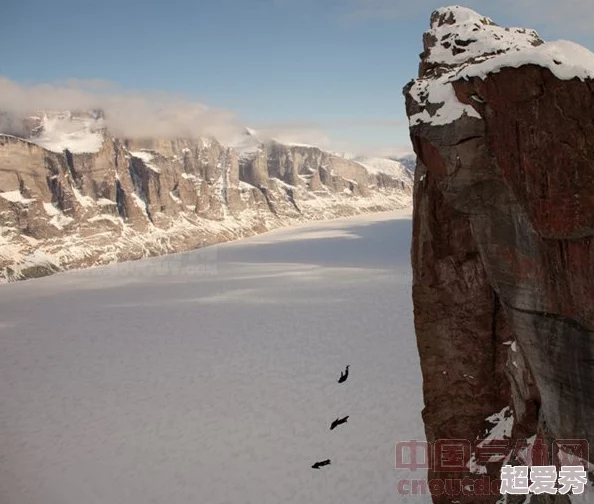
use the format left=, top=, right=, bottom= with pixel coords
left=405, top=6, right=594, bottom=503
left=0, top=113, right=412, bottom=281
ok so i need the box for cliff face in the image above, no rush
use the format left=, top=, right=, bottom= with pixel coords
left=0, top=119, right=412, bottom=281
left=405, top=6, right=594, bottom=503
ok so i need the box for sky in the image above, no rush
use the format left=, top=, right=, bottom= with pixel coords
left=2, top=0, right=594, bottom=157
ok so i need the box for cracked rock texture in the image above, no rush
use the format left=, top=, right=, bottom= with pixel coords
left=405, top=6, right=594, bottom=504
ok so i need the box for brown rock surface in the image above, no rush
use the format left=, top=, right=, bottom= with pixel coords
left=405, top=6, right=594, bottom=503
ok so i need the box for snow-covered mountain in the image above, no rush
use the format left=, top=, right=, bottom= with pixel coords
left=0, top=112, right=412, bottom=281
left=26, top=111, right=106, bottom=154
left=389, top=153, right=416, bottom=174
left=353, top=156, right=413, bottom=180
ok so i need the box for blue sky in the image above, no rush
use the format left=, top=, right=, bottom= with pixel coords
left=2, top=0, right=594, bottom=156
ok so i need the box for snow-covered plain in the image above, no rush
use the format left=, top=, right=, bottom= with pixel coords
left=0, top=209, right=429, bottom=504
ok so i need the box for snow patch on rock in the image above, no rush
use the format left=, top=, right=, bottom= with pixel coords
left=353, top=156, right=414, bottom=181
left=408, top=5, right=594, bottom=128
left=0, top=191, right=35, bottom=204
left=130, top=151, right=161, bottom=173
left=31, top=113, right=105, bottom=154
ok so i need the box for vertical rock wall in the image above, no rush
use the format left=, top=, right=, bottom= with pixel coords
left=405, top=6, right=594, bottom=503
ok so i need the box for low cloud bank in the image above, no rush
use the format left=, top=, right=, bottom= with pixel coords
left=0, top=77, right=245, bottom=143
left=0, top=76, right=413, bottom=157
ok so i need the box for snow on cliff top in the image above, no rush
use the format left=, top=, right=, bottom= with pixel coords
left=425, top=5, right=542, bottom=69
left=277, top=140, right=318, bottom=149
left=229, top=127, right=264, bottom=156
left=229, top=127, right=322, bottom=153
left=31, top=113, right=105, bottom=154
left=458, top=39, right=594, bottom=81
left=353, top=157, right=413, bottom=182
left=408, top=5, right=594, bottom=127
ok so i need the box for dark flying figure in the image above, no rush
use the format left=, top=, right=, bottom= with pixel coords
left=338, top=364, right=350, bottom=383
left=330, top=415, right=349, bottom=431
left=311, top=459, right=331, bottom=469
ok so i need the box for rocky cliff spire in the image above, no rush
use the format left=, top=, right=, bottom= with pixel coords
left=404, top=6, right=594, bottom=503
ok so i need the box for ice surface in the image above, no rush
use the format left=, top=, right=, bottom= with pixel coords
left=0, top=209, right=429, bottom=504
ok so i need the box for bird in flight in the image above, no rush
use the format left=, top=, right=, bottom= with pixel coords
left=311, top=459, right=331, bottom=469
left=330, top=415, right=349, bottom=431
left=338, top=364, right=350, bottom=383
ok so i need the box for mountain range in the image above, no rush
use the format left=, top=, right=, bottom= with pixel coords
left=0, top=111, right=413, bottom=281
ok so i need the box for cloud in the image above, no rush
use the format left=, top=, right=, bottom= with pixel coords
left=255, top=118, right=406, bottom=129
left=343, top=0, right=594, bottom=36
left=0, top=77, right=245, bottom=143
left=249, top=118, right=411, bottom=154
left=253, top=125, right=333, bottom=148
left=324, top=139, right=414, bottom=158
left=343, top=0, right=435, bottom=20
left=361, top=144, right=414, bottom=158
left=507, top=0, right=594, bottom=34
left=0, top=76, right=412, bottom=157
